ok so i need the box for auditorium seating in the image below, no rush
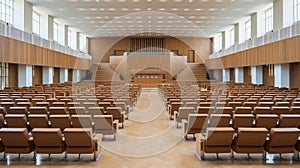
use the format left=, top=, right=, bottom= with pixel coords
left=196, top=127, right=235, bottom=160
left=93, top=115, right=118, bottom=140
left=64, top=128, right=102, bottom=161
left=183, top=114, right=208, bottom=140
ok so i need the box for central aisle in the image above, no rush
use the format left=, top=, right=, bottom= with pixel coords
left=102, top=88, right=182, bottom=157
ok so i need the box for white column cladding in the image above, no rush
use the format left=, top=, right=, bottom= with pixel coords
left=72, top=69, right=81, bottom=83
left=235, top=67, right=244, bottom=83
left=274, top=64, right=290, bottom=88
left=42, top=67, right=53, bottom=84
left=13, top=0, right=33, bottom=32
left=234, top=23, right=239, bottom=45
left=18, top=64, right=32, bottom=87
left=40, top=14, right=54, bottom=41
left=251, top=66, right=263, bottom=85
left=221, top=31, right=226, bottom=50
left=222, top=69, right=230, bottom=82
left=60, top=68, right=68, bottom=83
left=273, top=0, right=294, bottom=31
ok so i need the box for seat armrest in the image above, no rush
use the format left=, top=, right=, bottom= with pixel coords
left=93, top=134, right=103, bottom=149
left=182, top=119, right=188, bottom=133
left=196, top=133, right=206, bottom=156
left=113, top=119, right=119, bottom=131
left=174, top=111, right=178, bottom=120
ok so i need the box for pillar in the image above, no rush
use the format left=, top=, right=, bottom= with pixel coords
left=72, top=69, right=81, bottom=83
left=40, top=14, right=54, bottom=41
left=222, top=69, right=230, bottom=82
left=60, top=68, right=68, bottom=83
left=42, top=67, right=54, bottom=84
left=18, top=64, right=32, bottom=87
left=274, top=64, right=290, bottom=88
left=251, top=66, right=263, bottom=85
left=273, top=0, right=293, bottom=30
left=14, top=0, right=32, bottom=32
left=235, top=67, right=244, bottom=83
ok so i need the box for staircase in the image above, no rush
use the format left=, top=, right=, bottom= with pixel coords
left=91, top=63, right=121, bottom=82
left=176, top=63, right=208, bottom=81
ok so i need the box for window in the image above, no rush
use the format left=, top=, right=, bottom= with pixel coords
left=0, top=0, right=13, bottom=24
left=32, top=10, right=40, bottom=35
left=245, top=19, right=251, bottom=40
left=79, top=34, right=87, bottom=52
left=0, top=63, right=8, bottom=90
left=229, top=28, right=235, bottom=46
left=294, top=0, right=300, bottom=22
left=68, top=29, right=72, bottom=48
left=265, top=7, right=273, bottom=32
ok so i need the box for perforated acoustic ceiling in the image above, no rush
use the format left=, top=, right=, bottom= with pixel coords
left=27, top=0, right=274, bottom=38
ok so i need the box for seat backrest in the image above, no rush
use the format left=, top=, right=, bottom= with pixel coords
left=178, top=107, right=194, bottom=120
left=28, top=114, right=49, bottom=128
left=0, top=128, right=30, bottom=146
left=268, top=128, right=300, bottom=146
left=290, top=106, right=300, bottom=114
left=93, top=115, right=113, bottom=130
left=210, top=114, right=231, bottom=127
left=64, top=128, right=93, bottom=147
left=8, top=107, right=28, bottom=115
left=68, top=107, right=86, bottom=115
left=71, top=115, right=92, bottom=128
left=234, top=128, right=268, bottom=146
left=106, top=107, right=122, bottom=118
left=215, top=107, right=233, bottom=115
left=197, top=107, right=214, bottom=114
left=255, top=114, right=278, bottom=129
left=32, top=128, right=63, bottom=146
left=205, top=127, right=234, bottom=146
left=232, top=114, right=254, bottom=129
left=51, top=102, right=66, bottom=107
left=253, top=107, right=271, bottom=115
left=49, top=107, right=67, bottom=115
left=278, top=114, right=300, bottom=127
left=5, top=114, right=27, bottom=128
left=49, top=114, right=71, bottom=129
left=235, top=107, right=252, bottom=114
left=275, top=102, right=290, bottom=107
left=0, top=107, right=6, bottom=115
left=258, top=102, right=274, bottom=107
left=88, top=107, right=104, bottom=116
left=272, top=107, right=290, bottom=116
left=187, top=114, right=208, bottom=130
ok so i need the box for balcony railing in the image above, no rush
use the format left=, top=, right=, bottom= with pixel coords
left=209, top=20, right=300, bottom=59
left=0, top=22, right=92, bottom=60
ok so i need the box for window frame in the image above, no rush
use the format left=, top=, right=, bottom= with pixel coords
left=32, top=10, right=40, bottom=35
left=229, top=28, right=235, bottom=46
left=0, top=0, right=14, bottom=24
left=245, top=19, right=251, bottom=40
left=294, top=0, right=300, bottom=22
left=265, top=7, right=273, bottom=33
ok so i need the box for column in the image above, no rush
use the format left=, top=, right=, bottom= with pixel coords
left=60, top=68, right=68, bottom=83
left=274, top=64, right=290, bottom=88
left=211, top=69, right=222, bottom=82
left=72, top=69, right=81, bottom=83
left=40, top=14, right=54, bottom=41
left=273, top=0, right=293, bottom=30
left=251, top=13, right=258, bottom=38
left=18, top=64, right=32, bottom=87
left=42, top=67, right=54, bottom=84
left=14, top=0, right=33, bottom=32
left=234, top=23, right=239, bottom=45
left=251, top=66, right=263, bottom=85
left=76, top=32, right=80, bottom=51
left=64, top=25, right=69, bottom=47
left=235, top=67, right=244, bottom=83
left=221, top=31, right=226, bottom=50
left=222, top=69, right=230, bottom=82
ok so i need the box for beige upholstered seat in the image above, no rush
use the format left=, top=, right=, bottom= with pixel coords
left=106, top=107, right=125, bottom=128
left=32, top=128, right=65, bottom=158
left=196, top=127, right=234, bottom=160
left=64, top=128, right=102, bottom=161
left=0, top=128, right=35, bottom=158
left=68, top=107, right=86, bottom=116
left=232, top=114, right=254, bottom=130
left=5, top=114, right=28, bottom=128
left=277, top=114, right=300, bottom=128
left=174, top=107, right=195, bottom=128
left=264, top=128, right=300, bottom=158
left=49, top=115, right=72, bottom=130
left=209, top=114, right=231, bottom=127
left=29, top=107, right=48, bottom=115
left=183, top=114, right=208, bottom=140
left=88, top=107, right=105, bottom=117
left=93, top=115, right=118, bottom=140
left=271, top=107, right=290, bottom=116
left=231, top=128, right=268, bottom=158
left=255, top=114, right=278, bottom=130
left=49, top=107, right=67, bottom=115
left=71, top=115, right=93, bottom=129
left=28, top=114, right=49, bottom=129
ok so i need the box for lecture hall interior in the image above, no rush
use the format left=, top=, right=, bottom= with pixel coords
left=0, top=0, right=300, bottom=167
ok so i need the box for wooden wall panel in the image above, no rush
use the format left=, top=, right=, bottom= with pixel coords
left=8, top=63, right=18, bottom=87
left=89, top=37, right=211, bottom=64
left=290, top=63, right=300, bottom=89
left=33, top=66, right=42, bottom=86
left=206, top=35, right=300, bottom=69
left=53, top=68, right=60, bottom=84
left=0, top=35, right=92, bottom=69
